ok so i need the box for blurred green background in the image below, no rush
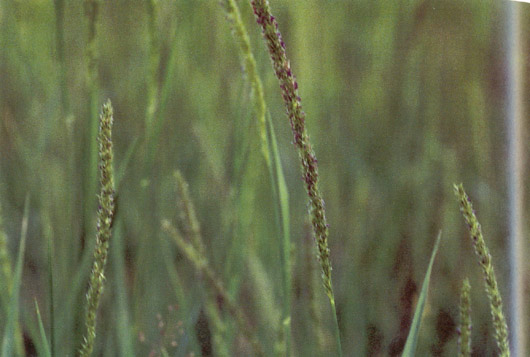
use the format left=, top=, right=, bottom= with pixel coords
left=0, top=0, right=529, bottom=355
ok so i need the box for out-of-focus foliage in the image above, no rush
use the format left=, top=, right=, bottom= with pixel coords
left=0, top=0, right=528, bottom=355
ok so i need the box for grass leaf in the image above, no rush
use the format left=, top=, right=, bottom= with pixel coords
left=1, top=194, right=29, bottom=356
left=46, top=219, right=55, bottom=356
left=265, top=112, right=292, bottom=353
left=111, top=221, right=134, bottom=356
left=34, top=299, right=51, bottom=357
left=402, top=230, right=442, bottom=357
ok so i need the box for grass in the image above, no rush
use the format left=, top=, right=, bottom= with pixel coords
left=402, top=231, right=442, bottom=357
left=80, top=100, right=116, bottom=356
left=454, top=184, right=510, bottom=356
left=0, top=0, right=525, bottom=355
left=250, top=1, right=341, bottom=353
left=1, top=195, right=29, bottom=356
left=458, top=278, right=472, bottom=357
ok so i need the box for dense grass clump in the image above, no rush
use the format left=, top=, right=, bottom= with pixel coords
left=0, top=0, right=526, bottom=355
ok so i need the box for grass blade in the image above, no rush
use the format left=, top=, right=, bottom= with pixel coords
left=45, top=217, right=55, bottom=356
left=34, top=299, right=51, bottom=357
left=266, top=112, right=292, bottom=354
left=115, top=137, right=139, bottom=191
left=1, top=194, right=29, bottom=356
left=402, top=230, right=442, bottom=357
left=0, top=201, right=13, bottom=319
left=111, top=221, right=134, bottom=356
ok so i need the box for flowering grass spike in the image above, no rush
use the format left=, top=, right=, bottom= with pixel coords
left=80, top=100, right=116, bottom=357
left=250, top=0, right=341, bottom=354
left=454, top=184, right=509, bottom=357
left=458, top=278, right=472, bottom=357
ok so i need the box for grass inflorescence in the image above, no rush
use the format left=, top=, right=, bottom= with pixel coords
left=454, top=184, right=510, bottom=357
left=458, top=278, right=472, bottom=357
left=80, top=100, right=116, bottom=357
left=250, top=0, right=341, bottom=354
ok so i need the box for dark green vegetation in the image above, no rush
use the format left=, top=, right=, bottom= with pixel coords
left=0, top=0, right=527, bottom=355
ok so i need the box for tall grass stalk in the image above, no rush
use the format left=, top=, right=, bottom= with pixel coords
left=506, top=2, right=525, bottom=356
left=250, top=0, right=341, bottom=354
left=80, top=100, right=116, bottom=356
left=458, top=278, right=472, bottom=357
left=454, top=184, right=510, bottom=356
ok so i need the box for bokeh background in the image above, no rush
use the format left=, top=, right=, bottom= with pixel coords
left=1, top=0, right=529, bottom=355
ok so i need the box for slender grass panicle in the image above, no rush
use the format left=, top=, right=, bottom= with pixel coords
left=80, top=100, right=116, bottom=357
left=453, top=184, right=510, bottom=357
left=250, top=0, right=334, bottom=304
left=250, top=1, right=341, bottom=353
left=458, top=278, right=472, bottom=357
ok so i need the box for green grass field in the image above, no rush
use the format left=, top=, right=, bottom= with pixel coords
left=0, top=0, right=528, bottom=355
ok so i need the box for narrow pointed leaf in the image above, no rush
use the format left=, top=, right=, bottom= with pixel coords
left=402, top=231, right=442, bottom=357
